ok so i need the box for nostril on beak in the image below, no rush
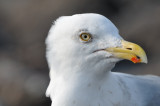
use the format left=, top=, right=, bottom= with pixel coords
left=126, top=48, right=132, bottom=50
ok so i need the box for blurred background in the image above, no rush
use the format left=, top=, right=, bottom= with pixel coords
left=0, top=0, right=160, bottom=106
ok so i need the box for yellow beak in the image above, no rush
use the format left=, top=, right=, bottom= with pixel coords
left=105, top=40, right=148, bottom=63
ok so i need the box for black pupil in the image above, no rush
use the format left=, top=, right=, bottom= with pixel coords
left=83, top=35, right=88, bottom=39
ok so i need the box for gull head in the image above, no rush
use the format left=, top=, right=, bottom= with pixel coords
left=46, top=13, right=147, bottom=74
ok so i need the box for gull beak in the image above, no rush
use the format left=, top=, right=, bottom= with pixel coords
left=105, top=40, right=148, bottom=63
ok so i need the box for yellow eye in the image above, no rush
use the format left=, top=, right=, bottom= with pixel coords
left=80, top=33, right=92, bottom=42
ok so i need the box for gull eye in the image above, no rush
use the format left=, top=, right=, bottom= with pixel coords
left=80, top=33, right=92, bottom=42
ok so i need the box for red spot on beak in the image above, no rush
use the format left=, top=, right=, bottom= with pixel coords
left=131, top=57, right=141, bottom=63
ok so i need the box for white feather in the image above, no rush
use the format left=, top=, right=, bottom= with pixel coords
left=46, top=13, right=160, bottom=106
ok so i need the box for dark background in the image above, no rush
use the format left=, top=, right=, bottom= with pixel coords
left=0, top=0, right=160, bottom=106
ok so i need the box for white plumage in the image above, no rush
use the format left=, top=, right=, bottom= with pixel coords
left=45, top=13, right=160, bottom=106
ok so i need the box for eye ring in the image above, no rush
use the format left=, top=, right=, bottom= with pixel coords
left=80, top=33, right=92, bottom=42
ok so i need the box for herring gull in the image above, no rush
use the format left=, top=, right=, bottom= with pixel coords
left=45, top=13, right=160, bottom=106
